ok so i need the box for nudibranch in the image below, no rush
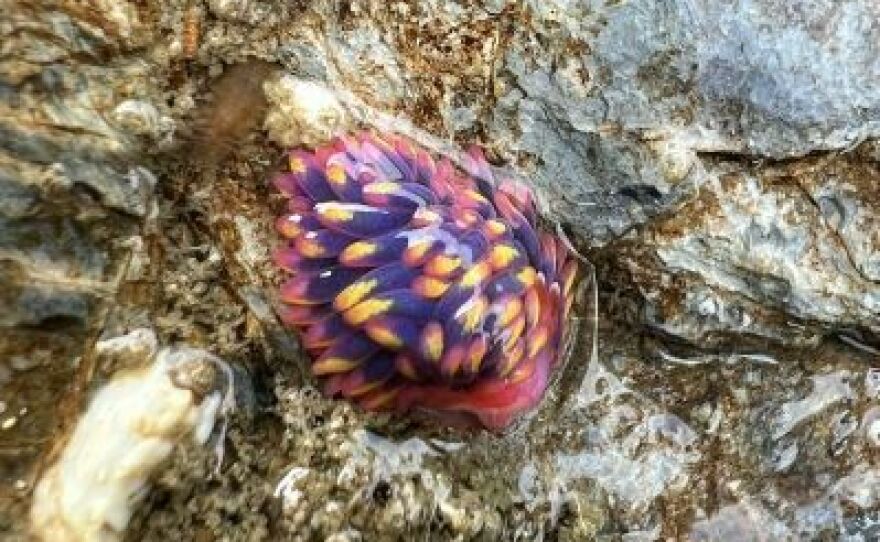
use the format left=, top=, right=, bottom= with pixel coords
left=273, top=132, right=577, bottom=430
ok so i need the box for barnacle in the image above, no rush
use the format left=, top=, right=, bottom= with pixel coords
left=273, top=132, right=577, bottom=430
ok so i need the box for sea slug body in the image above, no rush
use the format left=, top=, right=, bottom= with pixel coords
left=273, top=132, right=577, bottom=430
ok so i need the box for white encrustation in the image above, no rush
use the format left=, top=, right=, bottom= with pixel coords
left=30, top=329, right=234, bottom=542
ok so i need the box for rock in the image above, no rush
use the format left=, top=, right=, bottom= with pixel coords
left=263, top=76, right=350, bottom=149
left=2, top=0, right=879, bottom=541
left=618, top=154, right=880, bottom=346
left=1, top=3, right=164, bottom=535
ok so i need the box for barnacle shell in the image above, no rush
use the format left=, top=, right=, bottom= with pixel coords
left=273, top=132, right=577, bottom=430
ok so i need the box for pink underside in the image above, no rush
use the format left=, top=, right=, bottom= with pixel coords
left=394, top=350, right=554, bottom=431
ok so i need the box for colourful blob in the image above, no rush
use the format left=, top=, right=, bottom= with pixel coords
left=273, top=132, right=578, bottom=431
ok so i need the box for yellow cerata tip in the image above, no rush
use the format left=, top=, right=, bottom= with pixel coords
left=340, top=241, right=377, bottom=263
left=316, top=203, right=354, bottom=222
left=335, top=278, right=378, bottom=311
left=326, top=164, right=346, bottom=184
left=344, top=298, right=393, bottom=325
left=289, top=156, right=306, bottom=173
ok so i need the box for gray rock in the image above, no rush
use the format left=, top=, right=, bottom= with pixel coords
left=0, top=3, right=155, bottom=532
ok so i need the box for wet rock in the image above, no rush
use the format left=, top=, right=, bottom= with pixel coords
left=2, top=0, right=880, bottom=541
left=263, top=76, right=350, bottom=148
left=618, top=154, right=880, bottom=346
left=1, top=3, right=165, bottom=535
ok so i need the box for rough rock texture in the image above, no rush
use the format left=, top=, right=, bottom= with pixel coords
left=2, top=0, right=879, bottom=540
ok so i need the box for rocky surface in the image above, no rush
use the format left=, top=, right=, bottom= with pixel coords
left=1, top=0, right=878, bottom=540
